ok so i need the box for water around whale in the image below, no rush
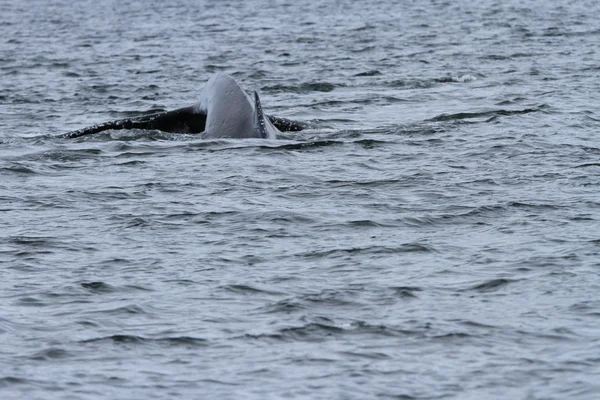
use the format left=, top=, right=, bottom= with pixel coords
left=1, top=0, right=600, bottom=399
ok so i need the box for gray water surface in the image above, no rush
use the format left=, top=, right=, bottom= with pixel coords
left=1, top=0, right=600, bottom=399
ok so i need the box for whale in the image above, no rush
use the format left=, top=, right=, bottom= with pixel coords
left=63, top=73, right=305, bottom=139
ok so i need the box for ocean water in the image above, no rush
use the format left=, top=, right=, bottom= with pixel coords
left=1, top=0, right=600, bottom=398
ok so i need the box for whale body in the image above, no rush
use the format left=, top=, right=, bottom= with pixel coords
left=64, top=73, right=304, bottom=139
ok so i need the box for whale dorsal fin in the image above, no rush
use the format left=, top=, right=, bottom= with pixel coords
left=252, top=91, right=269, bottom=139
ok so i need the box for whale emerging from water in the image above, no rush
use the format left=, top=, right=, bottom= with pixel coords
left=64, top=73, right=305, bottom=139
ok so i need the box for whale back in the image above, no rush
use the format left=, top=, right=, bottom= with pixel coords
left=198, top=74, right=278, bottom=139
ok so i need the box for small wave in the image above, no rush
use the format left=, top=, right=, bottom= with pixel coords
left=221, top=284, right=282, bottom=296
left=459, top=320, right=498, bottom=329
left=0, top=376, right=30, bottom=388
left=258, top=288, right=365, bottom=314
left=325, top=178, right=402, bottom=188
left=300, top=243, right=434, bottom=259
left=338, top=350, right=391, bottom=360
left=433, top=75, right=477, bottom=83
left=81, top=334, right=207, bottom=347
left=466, top=278, right=515, bottom=293
left=514, top=328, right=577, bottom=342
left=30, top=348, right=70, bottom=361
left=243, top=320, right=417, bottom=343
left=64, top=129, right=179, bottom=142
left=124, top=217, right=151, bottom=228
left=80, top=281, right=151, bottom=294
left=391, top=286, right=423, bottom=298
left=116, top=159, right=146, bottom=166
left=0, top=164, right=37, bottom=175
left=352, top=139, right=392, bottom=148
left=261, top=82, right=339, bottom=93
left=258, top=299, right=307, bottom=314
left=387, top=74, right=476, bottom=89
left=345, top=220, right=391, bottom=228
left=574, top=163, right=600, bottom=168
left=569, top=301, right=600, bottom=316
left=351, top=45, right=376, bottom=53
left=429, top=107, right=541, bottom=122
left=507, top=201, right=560, bottom=210
left=431, top=332, right=473, bottom=341
left=354, top=70, right=381, bottom=76
left=17, top=148, right=103, bottom=163
left=351, top=24, right=376, bottom=31
left=8, top=236, right=57, bottom=247
left=81, top=281, right=115, bottom=293
left=479, top=54, right=510, bottom=60
left=258, top=140, right=343, bottom=151
left=91, top=304, right=149, bottom=316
